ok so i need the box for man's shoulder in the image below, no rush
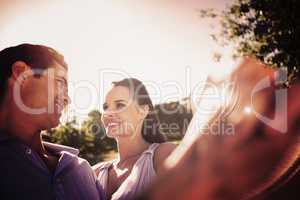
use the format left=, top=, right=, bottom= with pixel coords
left=0, top=135, right=19, bottom=158
left=43, top=142, right=79, bottom=155
left=43, top=142, right=95, bottom=172
left=43, top=142, right=93, bottom=170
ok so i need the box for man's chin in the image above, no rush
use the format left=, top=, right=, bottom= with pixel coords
left=47, top=116, right=61, bottom=129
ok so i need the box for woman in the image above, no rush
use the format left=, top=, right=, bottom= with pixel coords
left=93, top=78, right=176, bottom=200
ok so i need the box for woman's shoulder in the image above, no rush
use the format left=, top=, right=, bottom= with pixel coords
left=155, top=142, right=177, bottom=155
left=153, top=142, right=177, bottom=174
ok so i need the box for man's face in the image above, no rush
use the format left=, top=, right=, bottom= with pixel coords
left=18, top=62, right=70, bottom=130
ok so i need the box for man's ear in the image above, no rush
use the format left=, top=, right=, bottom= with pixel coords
left=11, top=61, right=31, bottom=82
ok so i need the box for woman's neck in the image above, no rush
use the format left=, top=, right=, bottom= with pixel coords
left=116, top=135, right=150, bottom=163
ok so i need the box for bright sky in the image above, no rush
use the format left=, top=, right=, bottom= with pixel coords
left=0, top=0, right=238, bottom=122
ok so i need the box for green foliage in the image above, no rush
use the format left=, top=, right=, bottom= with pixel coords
left=201, top=0, right=300, bottom=85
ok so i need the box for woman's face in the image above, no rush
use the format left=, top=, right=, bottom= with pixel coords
left=102, top=86, right=148, bottom=138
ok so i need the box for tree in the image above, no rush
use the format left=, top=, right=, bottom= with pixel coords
left=201, top=0, right=300, bottom=85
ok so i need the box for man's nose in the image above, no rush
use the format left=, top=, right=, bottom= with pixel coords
left=61, top=95, right=71, bottom=107
left=65, top=95, right=71, bottom=106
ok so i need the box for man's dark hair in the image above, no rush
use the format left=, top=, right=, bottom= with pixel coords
left=0, top=43, right=67, bottom=103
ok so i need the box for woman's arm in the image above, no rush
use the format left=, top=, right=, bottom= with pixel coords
left=153, top=142, right=177, bottom=175
left=139, top=59, right=300, bottom=200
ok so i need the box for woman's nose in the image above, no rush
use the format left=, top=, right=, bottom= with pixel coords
left=104, top=111, right=116, bottom=119
left=102, top=110, right=118, bottom=125
left=102, top=108, right=116, bottom=118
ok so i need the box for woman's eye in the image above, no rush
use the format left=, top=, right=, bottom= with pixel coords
left=116, top=103, right=125, bottom=110
left=103, top=104, right=108, bottom=111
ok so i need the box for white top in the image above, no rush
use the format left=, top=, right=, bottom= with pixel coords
left=94, top=143, right=160, bottom=200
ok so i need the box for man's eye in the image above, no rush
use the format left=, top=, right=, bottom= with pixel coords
left=56, top=79, right=64, bottom=85
left=56, top=79, right=68, bottom=89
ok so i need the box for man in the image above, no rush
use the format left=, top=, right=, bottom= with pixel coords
left=0, top=44, right=101, bottom=200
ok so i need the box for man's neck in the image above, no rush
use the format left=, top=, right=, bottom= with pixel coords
left=1, top=114, right=57, bottom=170
left=0, top=102, right=46, bottom=155
left=29, top=132, right=48, bottom=154
left=1, top=99, right=58, bottom=173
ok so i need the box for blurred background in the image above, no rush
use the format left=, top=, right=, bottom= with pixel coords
left=0, top=0, right=239, bottom=164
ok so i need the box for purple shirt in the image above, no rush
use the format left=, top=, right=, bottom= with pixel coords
left=0, top=132, right=103, bottom=200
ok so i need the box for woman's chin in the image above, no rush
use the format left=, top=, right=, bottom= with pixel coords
left=106, top=132, right=117, bottom=138
left=106, top=130, right=132, bottom=138
left=106, top=130, right=121, bottom=138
